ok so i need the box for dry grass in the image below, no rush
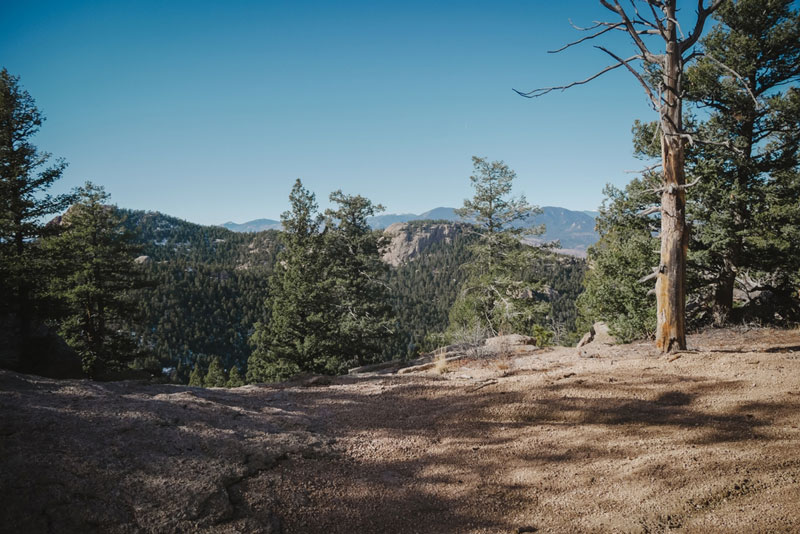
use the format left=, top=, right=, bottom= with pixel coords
left=433, top=350, right=449, bottom=374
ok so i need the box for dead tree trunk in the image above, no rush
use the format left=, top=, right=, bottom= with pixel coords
left=655, top=6, right=688, bottom=351
left=516, top=0, right=726, bottom=352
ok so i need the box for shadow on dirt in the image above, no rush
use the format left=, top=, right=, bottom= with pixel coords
left=2, top=361, right=799, bottom=534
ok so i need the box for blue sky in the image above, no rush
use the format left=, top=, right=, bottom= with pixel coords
left=2, top=1, right=664, bottom=225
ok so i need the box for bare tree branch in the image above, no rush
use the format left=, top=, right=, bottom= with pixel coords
left=639, top=265, right=662, bottom=283
left=680, top=0, right=726, bottom=53
left=647, top=2, right=668, bottom=38
left=651, top=176, right=702, bottom=194
left=638, top=206, right=662, bottom=217
left=595, top=46, right=660, bottom=108
left=625, top=162, right=663, bottom=174
left=568, top=18, right=611, bottom=31
left=667, top=17, right=685, bottom=39
left=599, top=0, right=661, bottom=63
left=514, top=55, right=640, bottom=98
left=681, top=177, right=701, bottom=189
left=628, top=0, right=662, bottom=31
left=677, top=132, right=746, bottom=155
left=549, top=23, right=624, bottom=53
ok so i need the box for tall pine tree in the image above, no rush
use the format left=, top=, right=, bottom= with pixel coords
left=684, top=0, right=800, bottom=323
left=447, top=157, right=549, bottom=339
left=46, top=183, right=147, bottom=378
left=324, top=190, right=396, bottom=369
left=247, top=179, right=334, bottom=382
left=577, top=176, right=660, bottom=343
left=0, top=68, right=71, bottom=366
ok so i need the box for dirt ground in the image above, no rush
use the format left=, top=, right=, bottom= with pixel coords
left=2, top=327, right=800, bottom=533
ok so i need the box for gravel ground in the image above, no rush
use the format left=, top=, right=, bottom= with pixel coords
left=2, top=327, right=800, bottom=533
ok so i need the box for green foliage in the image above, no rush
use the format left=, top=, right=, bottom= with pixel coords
left=120, top=210, right=278, bottom=382
left=227, top=366, right=245, bottom=388
left=0, top=68, right=71, bottom=361
left=586, top=0, right=800, bottom=335
left=384, top=223, right=476, bottom=356
left=247, top=181, right=396, bottom=383
left=45, top=183, right=149, bottom=378
left=682, top=0, right=800, bottom=324
left=188, top=363, right=204, bottom=387
left=248, top=179, right=332, bottom=382
left=577, top=179, right=660, bottom=343
left=323, top=190, right=396, bottom=368
left=447, top=157, right=549, bottom=338
left=204, top=357, right=227, bottom=388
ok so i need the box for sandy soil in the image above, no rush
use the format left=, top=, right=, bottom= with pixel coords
left=2, top=327, right=800, bottom=533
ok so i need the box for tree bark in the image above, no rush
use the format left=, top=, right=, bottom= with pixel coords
left=655, top=1, right=688, bottom=352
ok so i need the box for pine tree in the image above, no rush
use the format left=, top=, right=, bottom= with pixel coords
left=204, top=356, right=227, bottom=387
left=447, top=156, right=549, bottom=338
left=227, top=365, right=245, bottom=388
left=188, top=363, right=204, bottom=386
left=577, top=177, right=660, bottom=342
left=0, top=68, right=71, bottom=364
left=247, top=181, right=395, bottom=381
left=683, top=0, right=800, bottom=324
left=46, top=182, right=147, bottom=378
left=247, top=179, right=333, bottom=382
left=324, top=190, right=396, bottom=370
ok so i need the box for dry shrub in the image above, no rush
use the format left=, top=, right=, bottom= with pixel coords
left=434, top=349, right=449, bottom=374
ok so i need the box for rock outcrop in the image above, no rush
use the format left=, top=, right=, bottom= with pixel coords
left=381, top=222, right=462, bottom=266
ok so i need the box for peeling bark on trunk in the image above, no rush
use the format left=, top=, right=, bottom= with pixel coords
left=656, top=143, right=688, bottom=351
left=655, top=3, right=688, bottom=352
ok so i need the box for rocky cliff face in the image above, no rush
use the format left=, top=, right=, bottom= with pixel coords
left=381, top=222, right=463, bottom=266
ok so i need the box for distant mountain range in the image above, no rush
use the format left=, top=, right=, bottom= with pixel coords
left=221, top=206, right=600, bottom=256
left=220, top=218, right=282, bottom=232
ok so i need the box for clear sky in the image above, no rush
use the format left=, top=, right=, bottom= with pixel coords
left=2, top=0, right=664, bottom=225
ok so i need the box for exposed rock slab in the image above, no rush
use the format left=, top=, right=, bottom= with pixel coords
left=381, top=222, right=461, bottom=266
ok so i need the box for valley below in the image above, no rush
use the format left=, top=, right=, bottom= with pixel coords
left=2, top=327, right=800, bottom=533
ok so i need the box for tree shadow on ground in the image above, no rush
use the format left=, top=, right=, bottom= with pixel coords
left=2, top=366, right=799, bottom=534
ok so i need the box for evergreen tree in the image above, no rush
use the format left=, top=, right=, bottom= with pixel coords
left=683, top=0, right=800, bottom=324
left=749, top=168, right=800, bottom=321
left=247, top=179, right=332, bottom=382
left=227, top=365, right=245, bottom=388
left=323, top=190, right=396, bottom=369
left=447, top=156, right=548, bottom=338
left=248, top=181, right=395, bottom=381
left=188, top=363, right=204, bottom=387
left=204, top=356, right=227, bottom=387
left=46, top=182, right=147, bottom=378
left=0, top=68, right=71, bottom=364
left=577, top=177, right=660, bottom=342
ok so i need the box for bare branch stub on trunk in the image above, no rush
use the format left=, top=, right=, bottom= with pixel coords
left=517, top=1, right=726, bottom=352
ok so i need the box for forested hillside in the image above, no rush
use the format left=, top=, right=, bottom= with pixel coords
left=118, top=211, right=279, bottom=381
left=118, top=212, right=585, bottom=382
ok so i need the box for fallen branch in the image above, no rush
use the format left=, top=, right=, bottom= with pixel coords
left=468, top=379, right=498, bottom=392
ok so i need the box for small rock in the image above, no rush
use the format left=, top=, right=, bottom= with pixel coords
left=592, top=322, right=617, bottom=345
left=576, top=329, right=594, bottom=348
